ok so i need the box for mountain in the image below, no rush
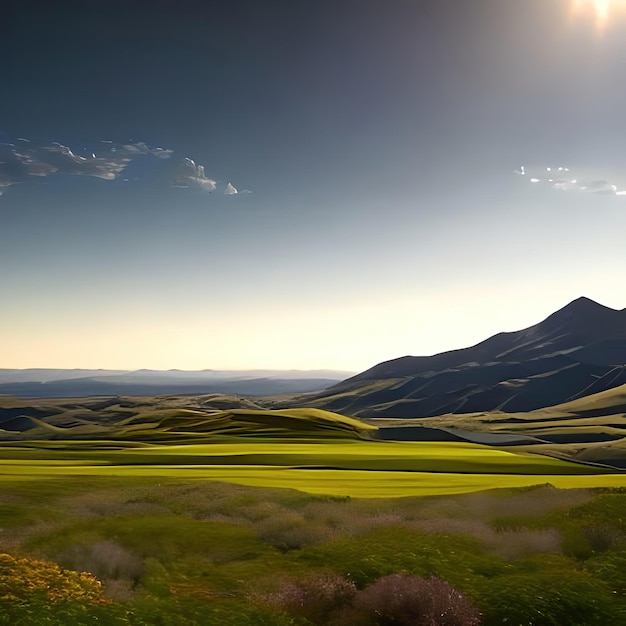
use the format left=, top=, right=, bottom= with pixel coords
left=0, top=369, right=355, bottom=399
left=284, top=297, right=626, bottom=418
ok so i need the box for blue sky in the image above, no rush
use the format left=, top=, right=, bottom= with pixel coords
left=2, top=0, right=626, bottom=371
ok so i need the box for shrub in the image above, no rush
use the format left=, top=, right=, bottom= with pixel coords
left=260, top=572, right=357, bottom=624
left=0, top=552, right=106, bottom=605
left=60, top=540, right=144, bottom=583
left=260, top=572, right=482, bottom=626
left=347, top=573, right=482, bottom=626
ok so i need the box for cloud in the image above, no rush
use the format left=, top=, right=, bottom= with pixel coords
left=172, top=158, right=217, bottom=192
left=39, top=142, right=132, bottom=180
left=113, top=141, right=173, bottom=160
left=0, top=136, right=249, bottom=200
left=515, top=165, right=626, bottom=195
left=578, top=179, right=618, bottom=194
left=0, top=138, right=174, bottom=195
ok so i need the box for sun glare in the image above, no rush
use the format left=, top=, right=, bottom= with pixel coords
left=571, top=0, right=626, bottom=29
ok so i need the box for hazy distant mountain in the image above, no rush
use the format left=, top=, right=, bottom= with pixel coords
left=0, top=369, right=131, bottom=384
left=0, top=369, right=355, bottom=399
left=286, top=297, right=626, bottom=418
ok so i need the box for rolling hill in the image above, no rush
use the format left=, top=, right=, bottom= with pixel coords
left=1, top=391, right=623, bottom=498
left=0, top=395, right=376, bottom=444
left=409, top=382, right=626, bottom=468
left=283, top=297, right=626, bottom=418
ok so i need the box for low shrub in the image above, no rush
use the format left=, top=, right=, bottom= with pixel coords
left=260, top=572, right=481, bottom=625
left=348, top=573, right=482, bottom=626
left=261, top=572, right=356, bottom=624
left=0, top=552, right=105, bottom=605
left=59, top=540, right=144, bottom=583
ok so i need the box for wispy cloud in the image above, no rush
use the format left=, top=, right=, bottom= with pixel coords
left=113, top=141, right=173, bottom=160
left=0, top=138, right=173, bottom=195
left=0, top=137, right=250, bottom=199
left=172, top=158, right=217, bottom=192
left=515, top=165, right=626, bottom=196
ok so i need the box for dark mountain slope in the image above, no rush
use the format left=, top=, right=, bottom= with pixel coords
left=286, top=297, right=626, bottom=418
left=349, top=297, right=626, bottom=383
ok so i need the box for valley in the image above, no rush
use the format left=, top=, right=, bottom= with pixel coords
left=2, top=297, right=626, bottom=624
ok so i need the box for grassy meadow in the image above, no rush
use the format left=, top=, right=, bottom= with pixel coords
left=1, top=438, right=626, bottom=498
left=2, top=394, right=626, bottom=623
left=2, top=477, right=626, bottom=624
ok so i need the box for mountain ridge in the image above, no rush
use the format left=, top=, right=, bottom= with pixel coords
left=340, top=296, right=626, bottom=385
left=286, top=297, right=626, bottom=418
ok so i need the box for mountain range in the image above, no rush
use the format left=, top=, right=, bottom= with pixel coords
left=284, top=297, right=626, bottom=418
left=3, top=297, right=625, bottom=416
left=0, top=369, right=354, bottom=399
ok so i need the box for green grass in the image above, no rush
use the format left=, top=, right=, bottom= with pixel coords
left=2, top=477, right=626, bottom=625
left=1, top=439, right=624, bottom=497
left=1, top=395, right=625, bottom=499
left=3, top=465, right=626, bottom=497
left=2, top=396, right=625, bottom=497
left=3, top=393, right=626, bottom=623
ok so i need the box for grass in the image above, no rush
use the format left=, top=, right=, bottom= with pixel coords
left=3, top=391, right=626, bottom=622
left=374, top=384, right=626, bottom=467
left=0, top=459, right=625, bottom=499
left=1, top=436, right=624, bottom=499
left=2, top=397, right=625, bottom=497
left=2, top=477, right=626, bottom=624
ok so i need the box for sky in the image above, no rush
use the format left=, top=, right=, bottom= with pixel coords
left=2, top=0, right=626, bottom=372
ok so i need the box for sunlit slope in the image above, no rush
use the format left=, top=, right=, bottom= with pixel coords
left=415, top=384, right=626, bottom=467
left=536, top=382, right=626, bottom=416
left=422, top=383, right=626, bottom=429
left=0, top=398, right=376, bottom=443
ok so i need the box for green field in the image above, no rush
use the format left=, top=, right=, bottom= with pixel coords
left=3, top=396, right=626, bottom=623
left=1, top=438, right=625, bottom=498
left=2, top=475, right=626, bottom=625
left=1, top=397, right=625, bottom=497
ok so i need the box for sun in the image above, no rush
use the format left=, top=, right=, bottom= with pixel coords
left=571, top=0, right=626, bottom=29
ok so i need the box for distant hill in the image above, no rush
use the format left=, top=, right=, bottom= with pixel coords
left=283, top=297, right=626, bottom=417
left=0, top=369, right=354, bottom=399
left=414, top=383, right=626, bottom=469
left=0, top=395, right=376, bottom=443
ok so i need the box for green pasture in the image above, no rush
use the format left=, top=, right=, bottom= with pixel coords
left=1, top=396, right=626, bottom=498
left=4, top=465, right=625, bottom=498
left=1, top=438, right=624, bottom=497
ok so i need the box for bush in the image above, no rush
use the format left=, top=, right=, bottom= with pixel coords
left=0, top=552, right=117, bottom=626
left=260, top=572, right=481, bottom=626
left=60, top=540, right=144, bottom=583
left=348, top=574, right=482, bottom=626
left=0, top=552, right=106, bottom=605
left=261, top=572, right=356, bottom=624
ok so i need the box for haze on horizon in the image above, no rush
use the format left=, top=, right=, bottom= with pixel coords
left=2, top=0, right=626, bottom=372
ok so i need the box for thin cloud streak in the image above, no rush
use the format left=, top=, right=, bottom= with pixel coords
left=515, top=165, right=626, bottom=196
